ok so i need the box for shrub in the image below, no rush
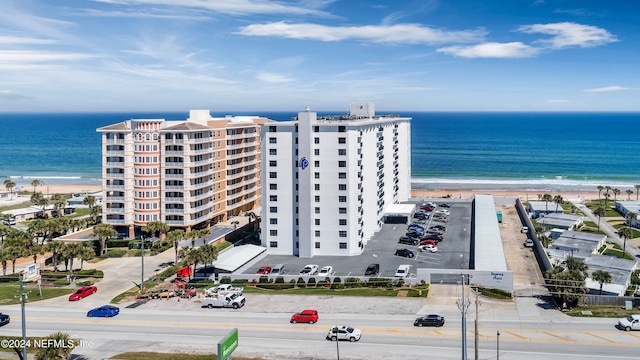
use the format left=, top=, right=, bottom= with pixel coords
left=367, top=277, right=393, bottom=288
left=231, top=279, right=248, bottom=285
left=157, top=266, right=178, bottom=281
left=296, top=277, right=307, bottom=288
left=53, top=279, right=69, bottom=286
left=76, top=269, right=104, bottom=278
left=307, top=277, right=316, bottom=287
left=76, top=280, right=93, bottom=286
left=256, top=283, right=296, bottom=290
left=220, top=276, right=232, bottom=284
left=258, top=276, right=270, bottom=284
left=101, top=248, right=126, bottom=258
left=344, top=277, right=361, bottom=288
left=330, top=283, right=345, bottom=290
left=332, top=277, right=342, bottom=284
left=0, top=275, right=19, bottom=283
left=106, top=239, right=130, bottom=248
left=274, top=276, right=285, bottom=284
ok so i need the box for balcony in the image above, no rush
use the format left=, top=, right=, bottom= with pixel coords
left=105, top=196, right=125, bottom=202
left=104, top=207, right=125, bottom=214
left=105, top=173, right=125, bottom=179
left=105, top=139, right=125, bottom=145
left=105, top=150, right=125, bottom=156
left=165, top=208, right=185, bottom=214
left=105, top=184, right=125, bottom=191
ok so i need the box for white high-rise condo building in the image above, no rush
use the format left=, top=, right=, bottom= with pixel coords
left=97, top=110, right=270, bottom=237
left=260, top=103, right=411, bottom=257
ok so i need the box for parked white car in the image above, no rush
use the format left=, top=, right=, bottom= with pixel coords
left=419, top=244, right=438, bottom=253
left=300, top=264, right=319, bottom=275
left=317, top=266, right=333, bottom=277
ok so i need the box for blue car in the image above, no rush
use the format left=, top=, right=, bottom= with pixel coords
left=87, top=305, right=120, bottom=317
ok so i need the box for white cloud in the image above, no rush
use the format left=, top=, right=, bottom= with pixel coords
left=237, top=22, right=486, bottom=44
left=0, top=36, right=56, bottom=45
left=93, top=0, right=333, bottom=16
left=0, top=50, right=94, bottom=70
left=256, top=72, right=294, bottom=83
left=518, top=22, right=617, bottom=49
left=583, top=86, right=640, bottom=93
left=436, top=42, right=539, bottom=58
left=546, top=99, right=569, bottom=103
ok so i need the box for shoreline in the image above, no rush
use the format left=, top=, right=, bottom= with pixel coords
left=3, top=182, right=605, bottom=205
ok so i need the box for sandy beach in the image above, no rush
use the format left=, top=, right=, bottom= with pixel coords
left=411, top=189, right=601, bottom=204
left=12, top=183, right=102, bottom=196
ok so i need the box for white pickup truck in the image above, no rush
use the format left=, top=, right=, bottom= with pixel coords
left=201, top=293, right=246, bottom=309
left=204, top=284, right=244, bottom=297
left=618, top=315, right=640, bottom=331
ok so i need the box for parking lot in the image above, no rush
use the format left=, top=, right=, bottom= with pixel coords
left=242, top=199, right=473, bottom=278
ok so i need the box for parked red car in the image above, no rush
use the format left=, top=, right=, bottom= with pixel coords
left=290, top=309, right=319, bottom=324
left=256, top=266, right=272, bottom=275
left=69, top=286, right=97, bottom=301
left=419, top=239, right=438, bottom=246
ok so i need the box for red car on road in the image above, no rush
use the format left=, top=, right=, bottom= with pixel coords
left=69, top=286, right=97, bottom=301
left=290, top=309, right=319, bottom=324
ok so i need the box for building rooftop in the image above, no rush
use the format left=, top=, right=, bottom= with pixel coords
left=474, top=194, right=507, bottom=271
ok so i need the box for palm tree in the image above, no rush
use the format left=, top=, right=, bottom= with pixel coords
left=50, top=193, right=66, bottom=217
left=4, top=246, right=25, bottom=274
left=603, top=192, right=611, bottom=209
left=230, top=220, right=240, bottom=229
left=3, top=179, right=16, bottom=200
left=244, top=211, right=261, bottom=233
left=83, top=195, right=97, bottom=208
left=78, top=246, right=95, bottom=270
left=199, top=243, right=218, bottom=278
left=35, top=331, right=75, bottom=360
left=166, top=229, right=185, bottom=264
left=90, top=205, right=102, bottom=224
left=553, top=195, right=563, bottom=214
left=626, top=212, right=637, bottom=228
left=626, top=189, right=633, bottom=201
left=31, top=179, right=42, bottom=195
left=592, top=269, right=612, bottom=295
left=90, top=223, right=117, bottom=255
left=636, top=184, right=640, bottom=201
left=198, top=228, right=211, bottom=246
left=597, top=185, right=604, bottom=203
left=63, top=242, right=84, bottom=271
left=44, top=241, right=66, bottom=271
left=593, top=206, right=606, bottom=232
left=613, top=188, right=620, bottom=203
left=141, top=221, right=169, bottom=241
left=618, top=227, right=633, bottom=259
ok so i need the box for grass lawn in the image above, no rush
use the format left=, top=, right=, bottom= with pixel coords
left=0, top=285, right=73, bottom=305
left=564, top=305, right=640, bottom=318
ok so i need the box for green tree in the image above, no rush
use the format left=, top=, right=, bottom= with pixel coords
left=89, top=205, right=102, bottom=224
left=618, top=227, right=633, bottom=258
left=44, top=241, right=66, bottom=271
left=597, top=185, right=604, bottom=204
left=626, top=212, right=637, bottom=227
left=4, top=246, right=25, bottom=274
left=3, top=179, right=16, bottom=200
left=626, top=189, right=634, bottom=201
left=244, top=211, right=261, bottom=233
left=592, top=269, right=612, bottom=295
left=230, top=220, right=240, bottom=229
left=63, top=242, right=84, bottom=271
left=31, top=179, right=42, bottom=195
left=593, top=206, right=606, bottom=231
left=166, top=229, right=185, bottom=264
left=141, top=221, right=169, bottom=240
left=35, top=331, right=75, bottom=360
left=612, top=188, right=620, bottom=203
left=50, top=193, right=66, bottom=217
left=542, top=193, right=553, bottom=214
left=90, top=223, right=117, bottom=255
left=553, top=195, right=563, bottom=214
left=83, top=195, right=97, bottom=208
left=78, top=246, right=95, bottom=270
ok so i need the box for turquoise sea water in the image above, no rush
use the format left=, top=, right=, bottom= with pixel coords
left=0, top=111, right=638, bottom=191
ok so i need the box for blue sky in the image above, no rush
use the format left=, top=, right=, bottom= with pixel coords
left=1, top=0, right=638, bottom=112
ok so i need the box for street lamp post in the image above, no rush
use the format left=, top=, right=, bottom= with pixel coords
left=456, top=274, right=470, bottom=360
left=140, top=237, right=145, bottom=293
left=497, top=330, right=500, bottom=360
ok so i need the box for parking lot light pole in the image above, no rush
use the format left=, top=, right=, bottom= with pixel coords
left=497, top=330, right=500, bottom=360
left=140, top=237, right=145, bottom=293
left=456, top=274, right=470, bottom=360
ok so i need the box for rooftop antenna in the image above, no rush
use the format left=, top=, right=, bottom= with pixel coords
left=304, top=106, right=310, bottom=112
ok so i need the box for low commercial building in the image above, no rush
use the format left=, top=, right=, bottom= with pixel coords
left=527, top=201, right=563, bottom=218
left=583, top=254, right=638, bottom=296
left=614, top=201, right=640, bottom=228
left=536, top=213, right=583, bottom=231
left=548, top=231, right=607, bottom=259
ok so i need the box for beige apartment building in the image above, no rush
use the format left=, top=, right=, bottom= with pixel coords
left=96, top=110, right=270, bottom=238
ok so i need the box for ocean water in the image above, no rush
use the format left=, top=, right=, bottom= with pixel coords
left=0, top=111, right=638, bottom=192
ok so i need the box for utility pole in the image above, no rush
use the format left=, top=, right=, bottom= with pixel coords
left=474, top=285, right=480, bottom=360
left=140, top=237, right=145, bottom=293
left=497, top=330, right=500, bottom=360
left=456, top=274, right=470, bottom=360
left=19, top=274, right=28, bottom=360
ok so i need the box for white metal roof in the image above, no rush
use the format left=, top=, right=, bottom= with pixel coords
left=385, top=203, right=416, bottom=215
left=473, top=194, right=508, bottom=271
left=212, top=244, right=267, bottom=272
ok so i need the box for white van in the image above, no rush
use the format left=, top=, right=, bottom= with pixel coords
left=394, top=264, right=411, bottom=278
left=2, top=217, right=16, bottom=226
left=271, top=264, right=286, bottom=275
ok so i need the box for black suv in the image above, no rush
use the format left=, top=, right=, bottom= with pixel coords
left=364, top=263, right=380, bottom=276
left=414, top=314, right=445, bottom=327
left=395, top=248, right=415, bottom=258
left=398, top=236, right=419, bottom=246
left=0, top=313, right=10, bottom=327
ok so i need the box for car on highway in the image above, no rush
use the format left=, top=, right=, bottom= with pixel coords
left=364, top=263, right=380, bottom=276
left=87, top=305, right=120, bottom=317
left=69, top=286, right=97, bottom=301
left=256, top=266, right=272, bottom=274
left=418, top=244, right=438, bottom=253
left=0, top=313, right=9, bottom=327
left=326, top=325, right=362, bottom=342
left=300, top=264, right=319, bottom=275
left=618, top=315, right=640, bottom=331
left=317, top=266, right=333, bottom=277
left=395, top=248, right=415, bottom=258
left=414, top=314, right=445, bottom=327
left=290, top=309, right=319, bottom=324
left=524, top=239, right=534, bottom=247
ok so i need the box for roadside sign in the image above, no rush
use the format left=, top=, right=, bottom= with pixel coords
left=217, top=328, right=238, bottom=360
left=23, top=264, right=40, bottom=282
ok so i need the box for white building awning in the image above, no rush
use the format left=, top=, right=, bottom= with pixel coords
left=212, top=244, right=267, bottom=272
